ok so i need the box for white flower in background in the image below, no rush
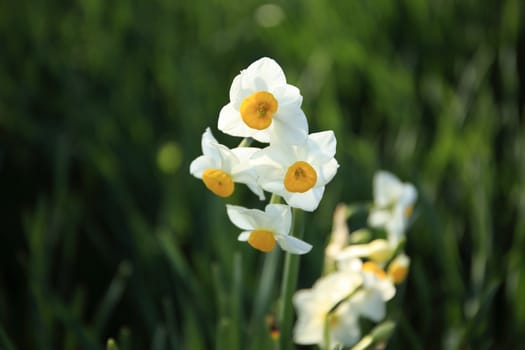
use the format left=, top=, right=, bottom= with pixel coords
left=189, top=128, right=264, bottom=199
left=352, top=261, right=396, bottom=322
left=324, top=204, right=350, bottom=274
left=387, top=253, right=411, bottom=284
left=226, top=204, right=312, bottom=254
left=337, top=258, right=396, bottom=323
left=251, top=131, right=339, bottom=211
left=218, top=57, right=308, bottom=144
left=336, top=239, right=393, bottom=264
left=293, top=271, right=363, bottom=348
left=368, top=170, right=417, bottom=247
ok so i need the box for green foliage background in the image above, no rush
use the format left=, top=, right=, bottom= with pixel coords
left=1, top=0, right=524, bottom=349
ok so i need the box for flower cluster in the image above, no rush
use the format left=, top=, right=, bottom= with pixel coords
left=293, top=170, right=417, bottom=349
left=368, top=170, right=417, bottom=247
left=190, top=57, right=339, bottom=254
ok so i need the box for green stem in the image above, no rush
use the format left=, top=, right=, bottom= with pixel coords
left=249, top=249, right=280, bottom=350
left=250, top=195, right=282, bottom=321
left=248, top=194, right=282, bottom=350
left=238, top=137, right=254, bottom=147
left=269, top=194, right=282, bottom=205
left=277, top=208, right=305, bottom=350
left=231, top=252, right=243, bottom=350
left=323, top=315, right=331, bottom=350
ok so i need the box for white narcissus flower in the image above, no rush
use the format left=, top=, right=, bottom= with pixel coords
left=251, top=131, right=339, bottom=211
left=368, top=170, right=417, bottom=247
left=189, top=128, right=264, bottom=200
left=351, top=261, right=396, bottom=322
left=337, top=258, right=396, bottom=323
left=226, top=204, right=312, bottom=254
left=218, top=57, right=308, bottom=144
left=324, top=204, right=351, bottom=273
left=293, top=271, right=363, bottom=348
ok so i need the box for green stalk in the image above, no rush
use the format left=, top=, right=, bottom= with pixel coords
left=250, top=249, right=280, bottom=326
left=238, top=137, right=254, bottom=147
left=231, top=252, right=243, bottom=350
left=249, top=249, right=281, bottom=350
left=249, top=194, right=282, bottom=349
left=323, top=315, right=331, bottom=350
left=277, top=208, right=305, bottom=350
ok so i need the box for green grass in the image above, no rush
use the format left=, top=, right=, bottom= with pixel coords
left=0, top=0, right=524, bottom=349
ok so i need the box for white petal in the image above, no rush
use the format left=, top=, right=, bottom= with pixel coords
left=361, top=270, right=396, bottom=302
left=351, top=290, right=386, bottom=322
left=374, top=170, right=403, bottom=207
left=316, top=271, right=363, bottom=304
left=276, top=235, right=312, bottom=254
left=218, top=103, right=250, bottom=138
left=245, top=182, right=266, bottom=200
left=293, top=288, right=315, bottom=310
left=265, top=204, right=292, bottom=234
left=249, top=129, right=272, bottom=143
left=385, top=211, right=406, bottom=246
left=336, top=257, right=363, bottom=273
left=272, top=84, right=303, bottom=109
left=244, top=57, right=287, bottom=90
left=197, top=128, right=240, bottom=173
left=237, top=231, right=251, bottom=241
left=368, top=209, right=392, bottom=227
left=269, top=107, right=308, bottom=145
left=201, top=128, right=220, bottom=157
left=252, top=143, right=296, bottom=166
left=230, top=147, right=258, bottom=177
left=231, top=147, right=259, bottom=162
left=307, top=130, right=337, bottom=163
left=226, top=205, right=267, bottom=231
left=377, top=278, right=396, bottom=301
left=251, top=155, right=287, bottom=192
left=230, top=147, right=265, bottom=199
left=336, top=244, right=374, bottom=260
left=331, top=302, right=362, bottom=347
left=293, top=315, right=323, bottom=345
left=401, top=183, right=417, bottom=206
left=189, top=155, right=215, bottom=178
left=317, top=158, right=339, bottom=185
left=293, top=289, right=324, bottom=345
left=284, top=186, right=325, bottom=212
left=229, top=74, right=251, bottom=107
left=216, top=145, right=241, bottom=173
left=259, top=177, right=286, bottom=194
left=233, top=167, right=266, bottom=200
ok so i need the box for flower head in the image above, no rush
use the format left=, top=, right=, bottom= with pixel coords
left=368, top=170, right=417, bottom=246
left=226, top=204, right=312, bottom=254
left=251, top=131, right=339, bottom=211
left=337, top=258, right=396, bottom=322
left=293, top=271, right=363, bottom=347
left=218, top=57, right=308, bottom=144
left=189, top=128, right=264, bottom=199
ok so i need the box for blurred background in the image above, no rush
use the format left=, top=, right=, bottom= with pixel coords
left=0, top=0, right=524, bottom=349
